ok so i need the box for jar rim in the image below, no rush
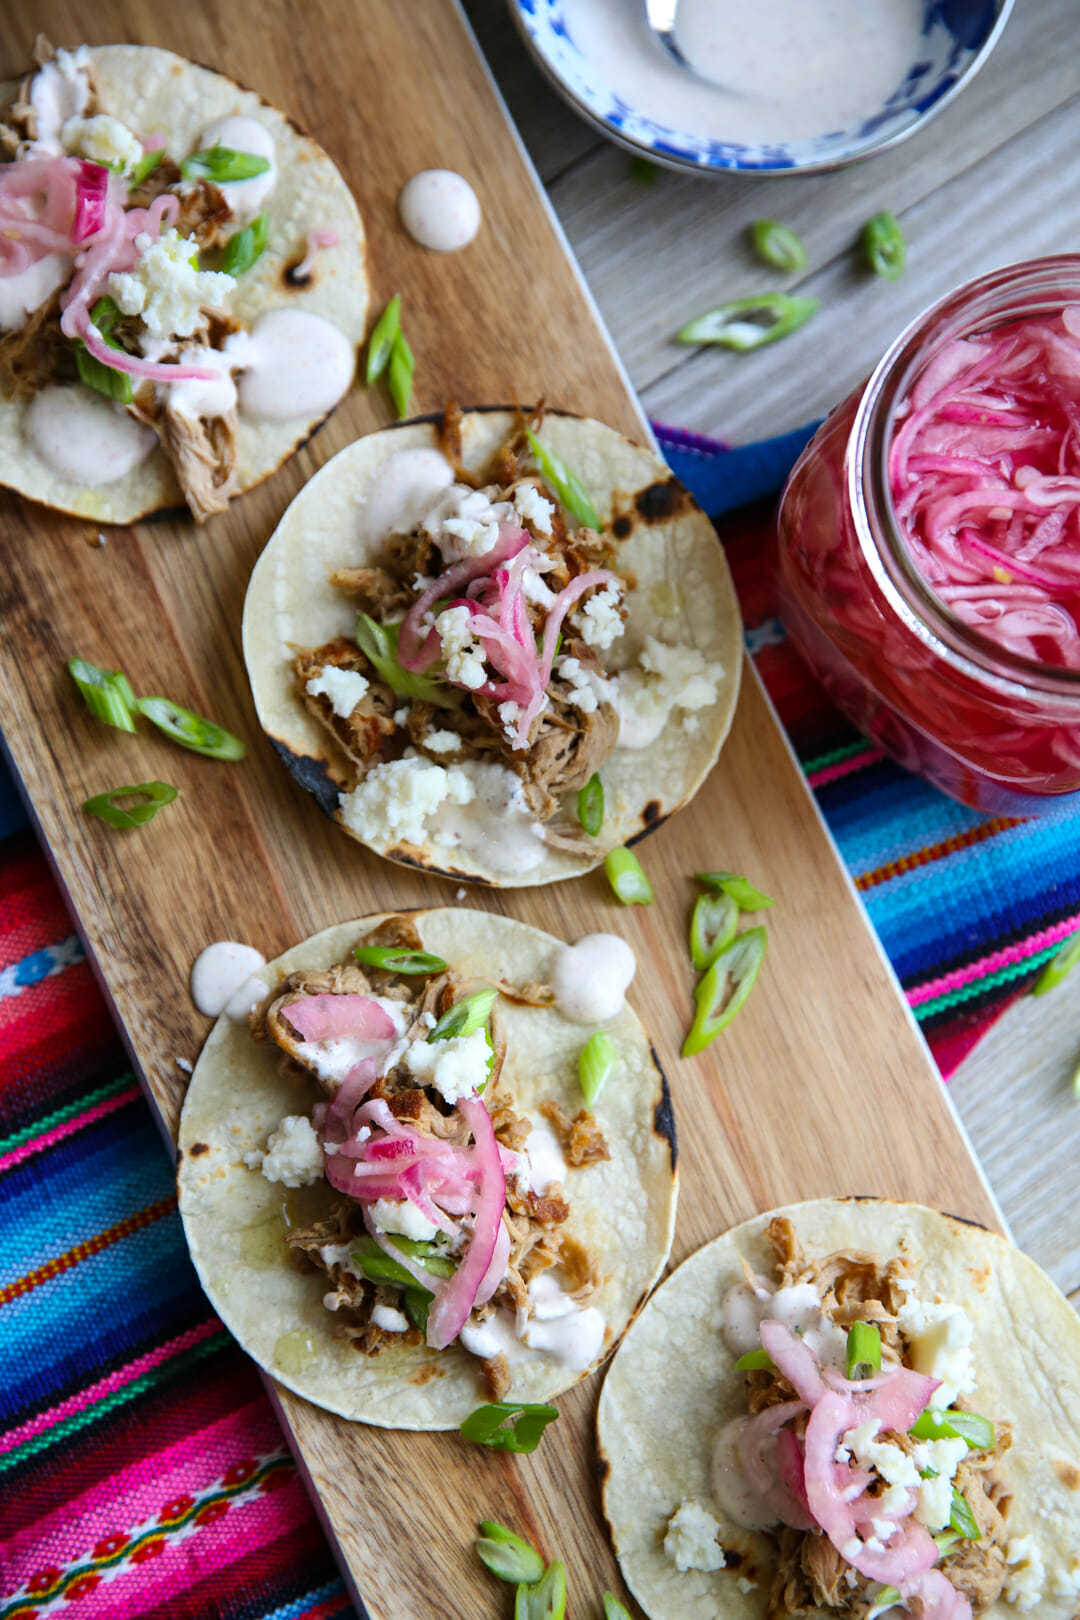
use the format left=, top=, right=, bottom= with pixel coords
left=848, top=254, right=1080, bottom=705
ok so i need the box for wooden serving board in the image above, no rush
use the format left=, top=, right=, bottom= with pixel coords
left=0, top=3, right=1004, bottom=1617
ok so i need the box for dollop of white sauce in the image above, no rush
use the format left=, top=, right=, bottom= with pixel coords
left=190, top=941, right=267, bottom=1021
left=236, top=308, right=355, bottom=421
left=552, top=933, right=636, bottom=1025
left=519, top=1123, right=567, bottom=1195
left=24, top=387, right=157, bottom=486
left=433, top=763, right=547, bottom=875
left=28, top=47, right=92, bottom=154
left=459, top=1275, right=605, bottom=1371
left=165, top=333, right=248, bottom=422
left=197, top=115, right=277, bottom=224
left=0, top=253, right=71, bottom=333
left=398, top=169, right=481, bottom=252
left=711, top=1415, right=780, bottom=1531
left=361, top=447, right=455, bottom=547
left=721, top=1279, right=848, bottom=1370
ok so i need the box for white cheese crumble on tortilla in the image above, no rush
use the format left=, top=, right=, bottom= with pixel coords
left=244, top=1114, right=323, bottom=1187
left=306, top=666, right=369, bottom=719
left=663, top=1499, right=726, bottom=1573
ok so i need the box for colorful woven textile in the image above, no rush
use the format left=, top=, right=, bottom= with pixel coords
left=4, top=421, right=1080, bottom=1618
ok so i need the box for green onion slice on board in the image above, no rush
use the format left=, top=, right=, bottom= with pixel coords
left=83, top=781, right=178, bottom=830
left=475, top=1523, right=545, bottom=1586
left=514, top=1561, right=566, bottom=1620
left=749, top=218, right=807, bottom=273
left=677, top=294, right=819, bottom=351
left=388, top=328, right=414, bottom=419
left=459, top=1402, right=559, bottom=1453
left=696, top=871, right=775, bottom=911
left=861, top=211, right=907, bottom=281
left=1032, top=931, right=1080, bottom=995
left=137, top=698, right=245, bottom=760
left=68, top=657, right=138, bottom=731
left=605, top=847, right=653, bottom=906
left=682, top=926, right=767, bottom=1056
left=365, top=295, right=401, bottom=385
left=689, top=891, right=739, bottom=971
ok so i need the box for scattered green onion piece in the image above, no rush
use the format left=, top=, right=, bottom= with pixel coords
left=933, top=1531, right=963, bottom=1557
left=873, top=1587, right=901, bottom=1611
left=221, top=211, right=268, bottom=276
left=749, top=218, right=807, bottom=273
left=352, top=1235, right=454, bottom=1290
left=677, top=293, right=819, bottom=351
left=402, top=1288, right=430, bottom=1335
left=1032, top=931, right=1080, bottom=995
left=129, top=146, right=165, bottom=187
left=68, top=657, right=138, bottom=732
left=355, top=612, right=458, bottom=707
left=689, top=891, right=738, bottom=971
left=73, top=295, right=133, bottom=403
left=180, top=142, right=270, bottom=183
left=83, top=781, right=178, bottom=830
left=475, top=1523, right=545, bottom=1586
left=428, top=986, right=498, bottom=1043
left=845, top=1321, right=882, bottom=1380
left=861, top=211, right=907, bottom=281
left=605, top=847, right=653, bottom=906
left=681, top=926, right=767, bottom=1057
left=578, top=1031, right=617, bottom=1107
left=136, top=697, right=245, bottom=760
left=949, top=1488, right=980, bottom=1541
left=388, top=328, right=414, bottom=419
left=734, top=1348, right=775, bottom=1372
left=577, top=772, right=604, bottom=837
left=352, top=945, right=448, bottom=974
left=909, top=1409, right=995, bottom=1451
left=525, top=427, right=602, bottom=530
left=514, top=1561, right=566, bottom=1620
left=1073, top=1055, right=1080, bottom=1099
left=696, top=871, right=775, bottom=911
left=459, top=1401, right=559, bottom=1454
left=365, top=294, right=401, bottom=385
left=604, top=1597, right=632, bottom=1620
left=628, top=155, right=657, bottom=185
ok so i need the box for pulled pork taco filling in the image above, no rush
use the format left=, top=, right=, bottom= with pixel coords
left=0, top=37, right=358, bottom=519
left=294, top=406, right=726, bottom=870
left=243, top=915, right=612, bottom=1394
left=666, top=1218, right=1014, bottom=1620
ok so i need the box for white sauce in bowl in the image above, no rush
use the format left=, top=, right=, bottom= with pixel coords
left=398, top=170, right=481, bottom=252
left=552, top=933, right=636, bottom=1024
left=190, top=941, right=267, bottom=1022
left=25, top=387, right=157, bottom=485
left=561, top=0, right=926, bottom=147
left=197, top=114, right=277, bottom=224
left=236, top=308, right=355, bottom=421
left=361, top=447, right=455, bottom=546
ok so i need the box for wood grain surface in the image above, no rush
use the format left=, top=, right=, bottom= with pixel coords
left=0, top=4, right=1004, bottom=1617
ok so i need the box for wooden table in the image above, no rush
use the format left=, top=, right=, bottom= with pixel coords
left=463, top=0, right=1080, bottom=1310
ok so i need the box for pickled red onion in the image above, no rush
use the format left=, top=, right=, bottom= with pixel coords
left=759, top=1319, right=826, bottom=1405
left=281, top=994, right=396, bottom=1044
left=323, top=1058, right=377, bottom=1143
left=425, top=1091, right=505, bottom=1350
left=72, top=160, right=108, bottom=243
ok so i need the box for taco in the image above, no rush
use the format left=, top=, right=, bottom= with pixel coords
left=241, top=406, right=742, bottom=886
left=0, top=38, right=368, bottom=523
left=177, top=909, right=678, bottom=1428
left=598, top=1199, right=1080, bottom=1620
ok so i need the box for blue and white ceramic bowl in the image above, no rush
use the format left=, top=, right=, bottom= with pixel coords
left=509, top=0, right=1014, bottom=176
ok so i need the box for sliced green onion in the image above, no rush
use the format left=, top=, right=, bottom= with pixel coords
left=933, top=1530, right=963, bottom=1557
left=861, top=211, right=907, bottom=281
left=388, top=328, right=414, bottom=419
left=909, top=1409, right=995, bottom=1451
left=402, top=1288, right=430, bottom=1335
left=604, top=1597, right=632, bottom=1620
left=525, top=428, right=602, bottom=530
left=577, top=772, right=604, bottom=837
left=579, top=1032, right=617, bottom=1107
left=605, top=847, right=653, bottom=906
left=677, top=294, right=819, bottom=351
left=428, top=986, right=498, bottom=1043
left=180, top=143, right=270, bottom=183
left=514, top=1561, right=566, bottom=1620
left=353, top=945, right=448, bottom=974
left=129, top=146, right=165, bottom=187
left=628, top=155, right=657, bottom=185
left=68, top=657, right=138, bottom=731
left=83, top=781, right=178, bottom=830
left=872, top=1587, right=901, bottom=1612
left=352, top=1235, right=454, bottom=1290
left=734, top=1348, right=775, bottom=1372
left=475, top=1523, right=545, bottom=1586
left=845, top=1321, right=882, bottom=1380
left=1073, top=1055, right=1080, bottom=1099
left=365, top=294, right=401, bottom=385
left=949, top=1488, right=980, bottom=1541
left=749, top=219, right=807, bottom=273
left=73, top=296, right=133, bottom=403
left=459, top=1401, right=559, bottom=1453
left=221, top=211, right=268, bottom=276
left=689, top=891, right=738, bottom=971
left=137, top=697, right=245, bottom=760
left=682, top=926, right=767, bottom=1057
left=696, top=871, right=775, bottom=911
left=1032, top=931, right=1080, bottom=995
left=355, top=612, right=458, bottom=707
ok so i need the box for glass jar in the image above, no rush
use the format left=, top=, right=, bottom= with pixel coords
left=776, top=257, right=1080, bottom=815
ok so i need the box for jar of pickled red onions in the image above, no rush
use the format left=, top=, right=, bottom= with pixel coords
left=777, top=257, right=1080, bottom=814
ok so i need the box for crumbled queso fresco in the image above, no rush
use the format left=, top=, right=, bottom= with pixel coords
left=368, top=1196, right=439, bottom=1241
left=339, top=754, right=474, bottom=846
left=108, top=229, right=236, bottom=341
left=305, top=666, right=369, bottom=720
left=244, top=1114, right=323, bottom=1187
left=837, top=1425, right=967, bottom=1533
left=402, top=1027, right=490, bottom=1104
left=63, top=113, right=142, bottom=173
left=664, top=1499, right=726, bottom=1573
left=571, top=582, right=623, bottom=650
left=434, top=605, right=487, bottom=690
left=1004, top=1536, right=1046, bottom=1610
left=896, top=1296, right=977, bottom=1408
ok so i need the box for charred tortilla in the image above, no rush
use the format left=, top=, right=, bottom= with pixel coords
left=178, top=909, right=678, bottom=1429
left=0, top=43, right=368, bottom=523
left=598, top=1199, right=1080, bottom=1620
left=241, top=409, right=742, bottom=887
